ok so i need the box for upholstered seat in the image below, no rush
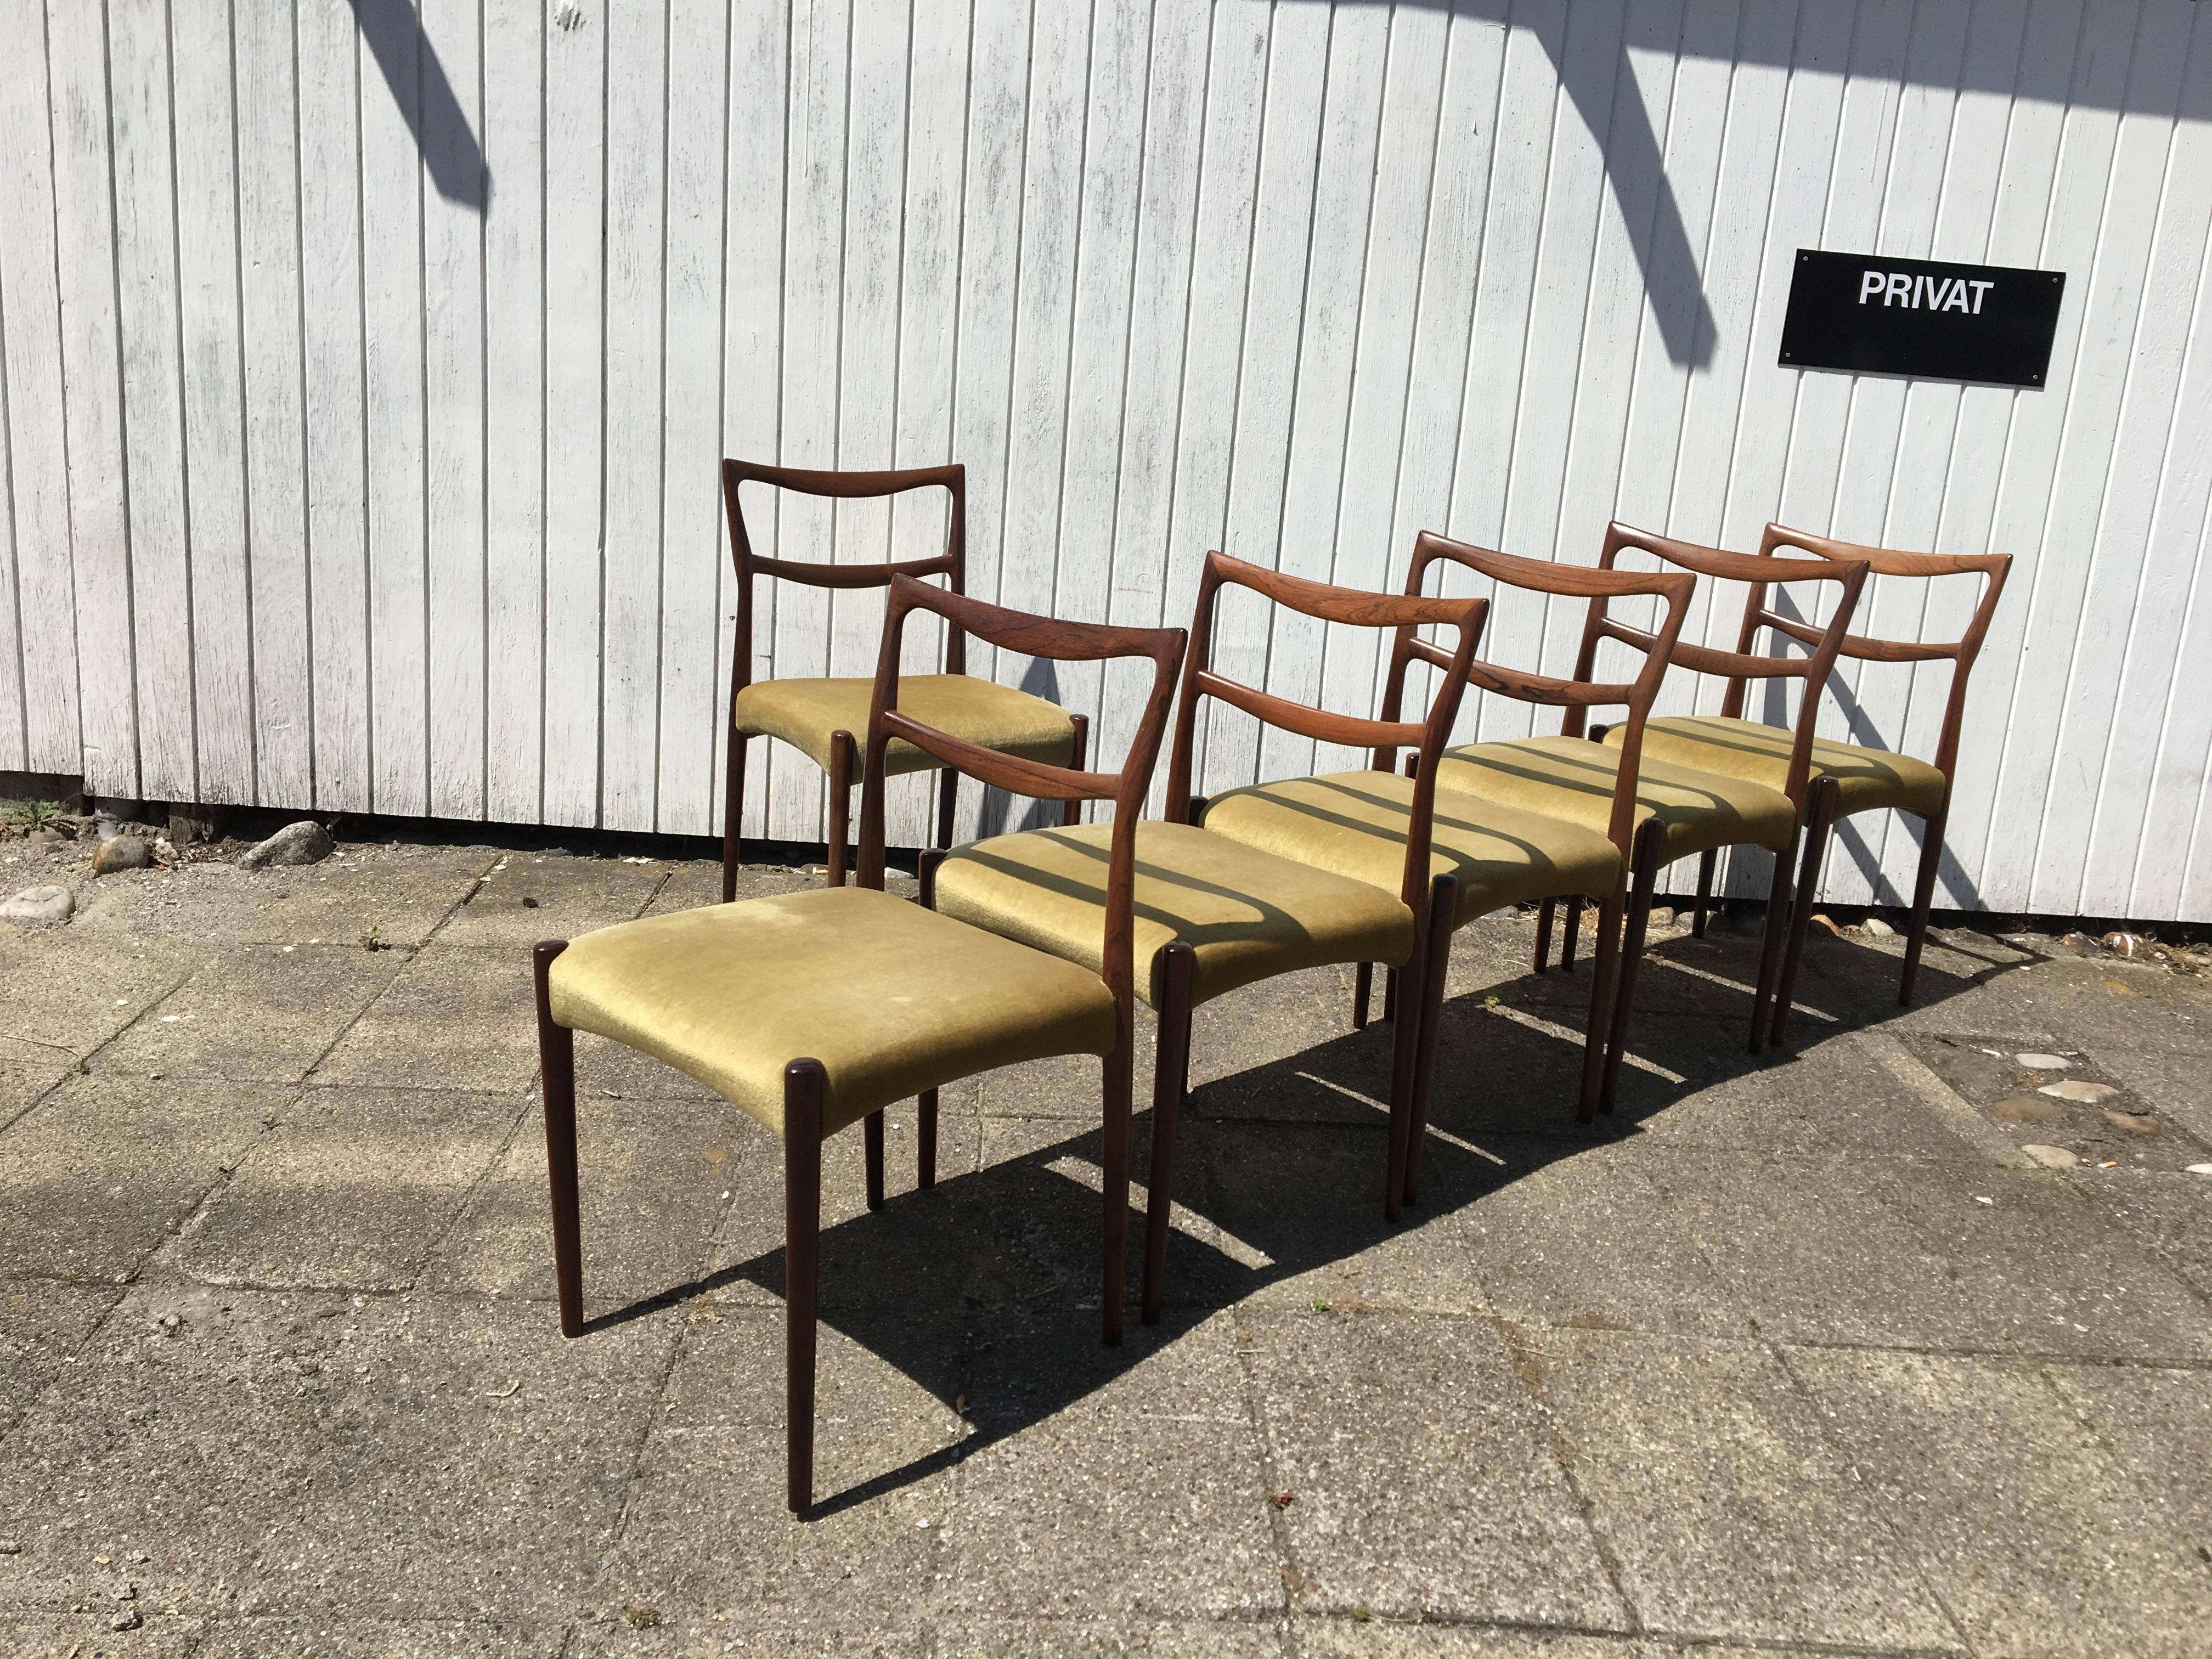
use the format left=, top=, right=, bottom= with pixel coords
left=734, top=674, right=1077, bottom=780
left=546, top=885, right=1115, bottom=1139
left=1199, top=769, right=1622, bottom=927
left=1608, top=715, right=1947, bottom=820
left=934, top=820, right=1414, bottom=1009
left=1432, top=735, right=1796, bottom=862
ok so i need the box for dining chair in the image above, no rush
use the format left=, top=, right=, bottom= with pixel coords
left=1620, top=522, right=2011, bottom=1041
left=1423, top=526, right=1865, bottom=1109
left=932, top=556, right=1486, bottom=1294
left=720, top=459, right=1084, bottom=896
left=534, top=575, right=1184, bottom=1514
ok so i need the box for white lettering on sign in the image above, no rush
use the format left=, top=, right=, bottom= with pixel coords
left=1857, top=270, right=1995, bottom=313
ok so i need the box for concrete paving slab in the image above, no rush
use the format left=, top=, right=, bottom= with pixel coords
left=1295, top=1625, right=1678, bottom=1657
left=935, top=1616, right=1291, bottom=1657
left=0, top=1074, right=289, bottom=1280
left=1523, top=1326, right=1957, bottom=1650
left=172, top=1088, right=523, bottom=1290
left=433, top=851, right=669, bottom=949
left=313, top=947, right=539, bottom=1094
left=0, top=1281, right=123, bottom=1436
left=1787, top=1346, right=2212, bottom=1658
left=2044, top=1359, right=2212, bottom=1545
left=568, top=1615, right=927, bottom=1657
left=2059, top=1167, right=2212, bottom=1299
left=94, top=944, right=408, bottom=1084
left=69, top=844, right=495, bottom=949
left=191, top=1618, right=568, bottom=1657
left=0, top=1055, right=68, bottom=1125
left=2092, top=1039, right=2212, bottom=1145
left=0, top=932, right=202, bottom=1059
left=1246, top=1312, right=1629, bottom=1631
left=0, top=1613, right=205, bottom=1657
left=568, top=1028, right=721, bottom=1103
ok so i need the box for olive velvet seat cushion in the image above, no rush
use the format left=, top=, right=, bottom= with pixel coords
left=733, top=674, right=1077, bottom=780
left=1604, top=715, right=1947, bottom=820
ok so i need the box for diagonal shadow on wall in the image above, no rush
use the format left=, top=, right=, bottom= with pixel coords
left=352, top=0, right=490, bottom=212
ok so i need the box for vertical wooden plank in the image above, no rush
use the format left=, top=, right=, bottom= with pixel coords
left=108, top=0, right=192, bottom=803
left=234, top=0, right=312, bottom=808
left=542, top=0, right=606, bottom=826
left=717, top=0, right=785, bottom=842
left=482, top=0, right=545, bottom=825
left=654, top=0, right=730, bottom=838
left=172, top=0, right=255, bottom=805
left=296, top=0, right=371, bottom=811
left=422, top=0, right=487, bottom=821
left=600, top=0, right=668, bottom=832
left=0, top=0, right=82, bottom=773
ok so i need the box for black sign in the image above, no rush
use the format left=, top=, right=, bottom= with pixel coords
left=1778, top=249, right=2064, bottom=387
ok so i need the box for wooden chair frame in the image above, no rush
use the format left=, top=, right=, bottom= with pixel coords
left=1754, top=522, right=2012, bottom=1025
left=718, top=460, right=1087, bottom=896
left=1168, top=549, right=1487, bottom=1222
left=1379, top=533, right=1694, bottom=1150
left=537, top=573, right=1183, bottom=1514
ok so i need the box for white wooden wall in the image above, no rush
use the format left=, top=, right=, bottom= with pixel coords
left=3, top=0, right=2209, bottom=919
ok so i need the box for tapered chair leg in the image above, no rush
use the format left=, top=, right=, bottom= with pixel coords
left=1063, top=715, right=1090, bottom=827
left=721, top=730, right=748, bottom=903
left=1101, top=1037, right=1135, bottom=1346
left=1383, top=968, right=1399, bottom=1024
left=1383, top=953, right=1422, bottom=1224
left=1400, top=875, right=1460, bottom=1210
left=783, top=1060, right=825, bottom=1516
left=1747, top=840, right=1797, bottom=1054
left=1899, top=803, right=1947, bottom=1005
left=1599, top=820, right=1667, bottom=1114
left=1533, top=898, right=1556, bottom=973
left=916, top=1091, right=938, bottom=1190
left=1143, top=942, right=1196, bottom=1326
left=533, top=940, right=583, bottom=1339
left=1352, top=962, right=1373, bottom=1029
left=1690, top=849, right=1717, bottom=938
left=934, top=769, right=957, bottom=851
left=1562, top=896, right=1583, bottom=970
left=826, top=731, right=855, bottom=887
left=1575, top=892, right=1625, bottom=1124
left=864, top=1110, right=885, bottom=1210
left=1769, top=776, right=1841, bottom=1048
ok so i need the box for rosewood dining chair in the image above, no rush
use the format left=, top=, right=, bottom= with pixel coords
left=1620, top=522, right=2011, bottom=1042
left=930, top=555, right=1487, bottom=1290
left=720, top=459, right=1084, bottom=896
left=534, top=575, right=1184, bottom=1514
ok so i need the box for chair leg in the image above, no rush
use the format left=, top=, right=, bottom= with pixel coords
left=864, top=1110, right=885, bottom=1210
left=722, top=729, right=747, bottom=903
left=917, top=1090, right=938, bottom=1190
left=1769, top=776, right=1841, bottom=1049
left=1352, top=961, right=1373, bottom=1029
left=1063, top=714, right=1089, bottom=827
left=1101, top=1033, right=1135, bottom=1345
left=782, top=1060, right=825, bottom=1516
left=1899, top=804, right=1946, bottom=1005
left=533, top=941, right=583, bottom=1339
left=1690, top=849, right=1716, bottom=938
left=826, top=731, right=854, bottom=887
left=1599, top=820, right=1666, bottom=1115
left=934, top=769, right=957, bottom=850
left=1400, top=874, right=1460, bottom=1211
left=1383, top=967, right=1399, bottom=1024
left=1383, top=960, right=1421, bottom=1224
left=1574, top=890, right=1625, bottom=1124
left=1747, top=838, right=1797, bottom=1055
left=1533, top=898, right=1555, bottom=974
left=1561, top=896, right=1583, bottom=970
left=1143, top=941, right=1196, bottom=1326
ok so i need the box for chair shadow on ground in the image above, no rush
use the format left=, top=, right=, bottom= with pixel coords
left=583, top=919, right=2015, bottom=1516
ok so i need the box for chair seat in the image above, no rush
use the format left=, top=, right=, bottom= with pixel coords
left=1434, top=735, right=1797, bottom=862
left=1609, top=715, right=1948, bottom=820
left=546, top=887, right=1116, bottom=1139
left=934, top=821, right=1414, bottom=1010
left=1199, top=769, right=1621, bottom=927
left=733, top=674, right=1078, bottom=780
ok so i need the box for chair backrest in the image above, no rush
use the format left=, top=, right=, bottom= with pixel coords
left=856, top=574, right=1187, bottom=1019
left=1757, top=522, right=2012, bottom=785
left=1581, top=522, right=1870, bottom=810
left=1385, top=532, right=1695, bottom=855
left=1165, top=550, right=1487, bottom=916
left=720, top=460, right=968, bottom=695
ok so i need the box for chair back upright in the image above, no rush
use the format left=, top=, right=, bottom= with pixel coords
left=1165, top=550, right=1488, bottom=919
left=1756, top=523, right=2012, bottom=788
left=721, top=460, right=969, bottom=708
left=1580, top=523, right=1870, bottom=814
left=1384, top=533, right=1696, bottom=860
left=855, top=575, right=1188, bottom=1029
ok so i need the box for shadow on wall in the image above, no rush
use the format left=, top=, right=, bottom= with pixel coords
left=352, top=0, right=490, bottom=211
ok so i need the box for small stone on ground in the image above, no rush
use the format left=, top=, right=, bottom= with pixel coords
left=239, top=819, right=335, bottom=871
left=0, top=883, right=72, bottom=923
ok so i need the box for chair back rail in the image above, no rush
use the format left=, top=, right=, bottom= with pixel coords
left=1165, top=550, right=1487, bottom=918
left=1581, top=522, right=1869, bottom=810
left=1384, top=532, right=1694, bottom=854
left=856, top=575, right=1187, bottom=1024
left=1757, top=522, right=2012, bottom=783
left=721, top=461, right=970, bottom=714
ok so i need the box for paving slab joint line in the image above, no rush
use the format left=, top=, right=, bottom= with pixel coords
left=1850, top=1029, right=2034, bottom=1169
left=1489, top=1316, right=1646, bottom=1635
left=1232, top=1298, right=1309, bottom=1625
left=415, top=849, right=518, bottom=945
left=0, top=957, right=202, bottom=1137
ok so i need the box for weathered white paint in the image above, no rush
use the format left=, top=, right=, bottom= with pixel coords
left=2, top=0, right=2209, bottom=918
